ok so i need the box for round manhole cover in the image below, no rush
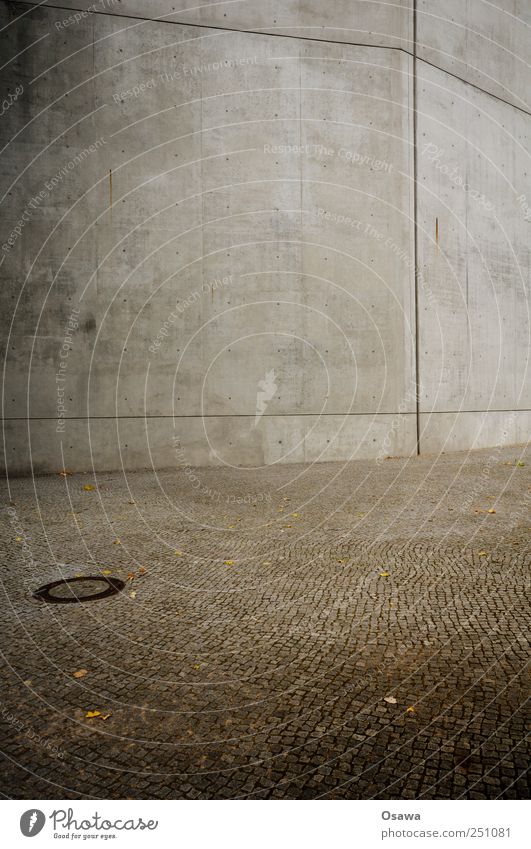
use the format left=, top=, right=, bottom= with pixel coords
left=33, top=576, right=125, bottom=604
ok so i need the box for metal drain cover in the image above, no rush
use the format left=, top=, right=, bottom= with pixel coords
left=33, top=576, right=125, bottom=604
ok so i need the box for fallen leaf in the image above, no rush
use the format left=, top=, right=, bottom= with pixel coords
left=85, top=710, right=101, bottom=719
left=23, top=679, right=32, bottom=687
left=174, top=550, right=183, bottom=556
left=379, top=571, right=390, bottom=578
left=478, top=551, right=488, bottom=557
left=130, top=590, right=137, bottom=599
left=291, top=512, right=300, bottom=518
left=73, top=669, right=88, bottom=679
left=224, top=560, right=235, bottom=565
left=15, top=536, right=22, bottom=542
left=337, top=558, right=347, bottom=564
left=487, top=508, right=496, bottom=514
left=517, top=461, right=525, bottom=467
left=406, top=706, right=416, bottom=714
left=384, top=696, right=397, bottom=704
left=193, top=664, right=201, bottom=670
left=101, top=569, right=112, bottom=576
left=83, top=484, right=95, bottom=492
left=127, top=572, right=135, bottom=581
left=113, top=539, right=121, bottom=545
left=100, top=714, right=112, bottom=721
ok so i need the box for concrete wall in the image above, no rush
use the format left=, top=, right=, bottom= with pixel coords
left=416, top=60, right=531, bottom=451
left=1, top=1, right=529, bottom=474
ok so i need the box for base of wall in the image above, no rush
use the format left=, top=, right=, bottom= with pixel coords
left=419, top=410, right=531, bottom=454
left=2, top=410, right=529, bottom=476
left=2, top=413, right=417, bottom=476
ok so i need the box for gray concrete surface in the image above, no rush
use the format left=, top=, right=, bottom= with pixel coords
left=0, top=1, right=529, bottom=475
left=0, top=446, right=529, bottom=798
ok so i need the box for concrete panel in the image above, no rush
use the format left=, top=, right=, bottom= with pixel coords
left=417, top=0, right=531, bottom=113
left=10, top=0, right=414, bottom=50
left=420, top=410, right=531, bottom=454
left=1, top=4, right=416, bottom=475
left=300, top=44, right=415, bottom=415
left=416, top=61, right=531, bottom=435
left=1, top=412, right=416, bottom=475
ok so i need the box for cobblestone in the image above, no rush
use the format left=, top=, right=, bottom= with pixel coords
left=0, top=446, right=529, bottom=799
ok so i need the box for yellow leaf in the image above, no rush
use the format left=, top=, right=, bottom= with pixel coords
left=406, top=706, right=416, bottom=714
left=74, top=669, right=88, bottom=679
left=113, top=539, right=121, bottom=545
left=224, top=559, right=234, bottom=565
left=15, top=536, right=22, bottom=542
left=517, top=461, right=525, bottom=467
left=379, top=571, right=390, bottom=578
left=100, top=714, right=112, bottom=721
left=130, top=590, right=137, bottom=599
left=83, top=484, right=95, bottom=492
left=193, top=664, right=201, bottom=670
left=487, top=508, right=496, bottom=514
left=101, top=569, right=112, bottom=576
left=263, top=561, right=271, bottom=565
left=291, top=512, right=299, bottom=518
left=85, top=710, right=101, bottom=719
left=174, top=550, right=183, bottom=556
left=478, top=551, right=488, bottom=557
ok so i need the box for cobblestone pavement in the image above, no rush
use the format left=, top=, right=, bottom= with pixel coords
left=0, top=446, right=529, bottom=800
